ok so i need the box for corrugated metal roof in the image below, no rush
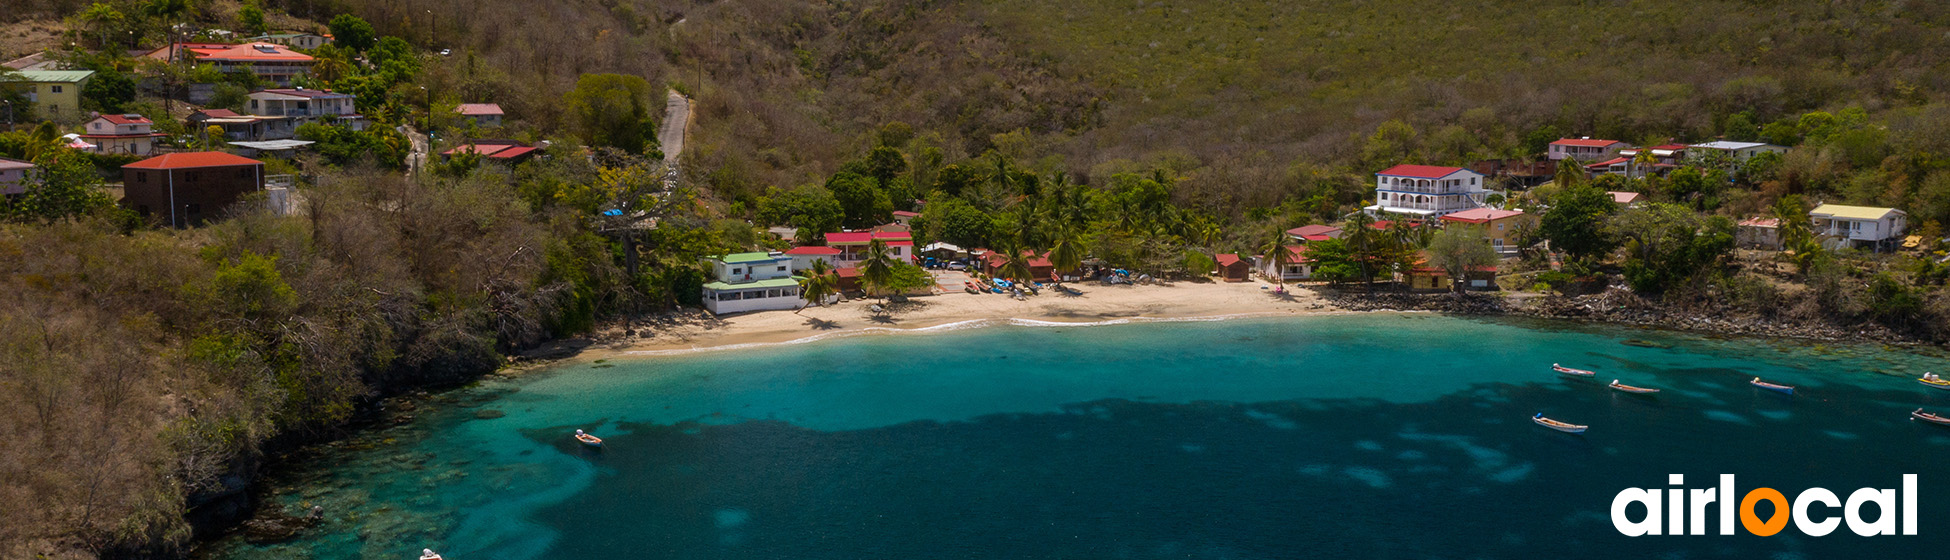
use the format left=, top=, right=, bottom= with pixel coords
left=1810, top=204, right=1903, bottom=221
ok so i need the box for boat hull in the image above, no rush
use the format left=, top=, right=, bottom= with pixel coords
left=1919, top=379, right=1950, bottom=391
left=1532, top=417, right=1587, bottom=434
left=1609, top=383, right=1659, bottom=394
left=1914, top=411, right=1950, bottom=425
left=1751, top=382, right=1794, bottom=395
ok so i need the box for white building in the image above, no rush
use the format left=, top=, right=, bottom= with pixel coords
left=821, top=231, right=914, bottom=267
left=1366, top=164, right=1490, bottom=218
left=783, top=245, right=842, bottom=272
left=79, top=114, right=166, bottom=155
left=1547, top=138, right=1629, bottom=161
left=1688, top=141, right=1788, bottom=163
left=700, top=252, right=806, bottom=315
left=1809, top=204, right=1907, bottom=252
left=1255, top=245, right=1314, bottom=281
left=454, top=103, right=503, bottom=128
left=245, top=88, right=368, bottom=139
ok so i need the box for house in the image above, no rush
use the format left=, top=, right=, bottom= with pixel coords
left=1214, top=254, right=1251, bottom=282
left=245, top=32, right=331, bottom=50
left=1367, top=164, right=1490, bottom=218
left=121, top=152, right=265, bottom=227
left=1256, top=245, right=1314, bottom=281
left=79, top=114, right=167, bottom=155
left=822, top=231, right=913, bottom=266
left=188, top=108, right=283, bottom=142
left=1547, top=138, right=1629, bottom=161
left=1438, top=207, right=1536, bottom=256
left=441, top=140, right=541, bottom=164
left=1618, top=144, right=1688, bottom=165
left=146, top=43, right=315, bottom=86
left=1809, top=204, right=1907, bottom=252
left=0, top=157, right=33, bottom=196
left=245, top=88, right=366, bottom=138
left=980, top=249, right=1056, bottom=281
left=1608, top=191, right=1642, bottom=207
left=699, top=252, right=806, bottom=315
left=453, top=103, right=503, bottom=128
left=1688, top=141, right=1788, bottom=164
left=1404, top=256, right=1497, bottom=291
left=3, top=70, right=93, bottom=121
left=891, top=210, right=921, bottom=226
left=1737, top=217, right=1782, bottom=250
left=1286, top=224, right=1343, bottom=242
left=1585, top=157, right=1675, bottom=179
left=783, top=245, right=842, bottom=272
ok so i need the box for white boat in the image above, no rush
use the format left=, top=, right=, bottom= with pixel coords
left=1608, top=380, right=1660, bottom=394
left=1532, top=413, right=1587, bottom=434
left=1750, top=377, right=1795, bottom=396
left=1552, top=363, right=1596, bottom=377
left=420, top=549, right=443, bottom=560
left=1914, top=409, right=1950, bottom=426
left=574, top=429, right=603, bottom=447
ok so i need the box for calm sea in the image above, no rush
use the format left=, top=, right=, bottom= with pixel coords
left=203, top=314, right=1950, bottom=559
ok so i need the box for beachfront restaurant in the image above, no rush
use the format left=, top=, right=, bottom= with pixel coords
left=701, top=278, right=804, bottom=315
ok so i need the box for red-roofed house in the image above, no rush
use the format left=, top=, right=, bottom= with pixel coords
left=784, top=245, right=843, bottom=271
left=1618, top=144, right=1688, bottom=165
left=891, top=210, right=921, bottom=226
left=147, top=43, right=315, bottom=85
left=121, top=152, right=265, bottom=227
left=1547, top=138, right=1629, bottom=161
left=1587, top=156, right=1676, bottom=179
left=1214, top=254, right=1250, bottom=282
left=821, top=230, right=913, bottom=265
left=1404, top=252, right=1498, bottom=291
left=1285, top=224, right=1343, bottom=242
left=454, top=103, right=503, bottom=128
left=80, top=114, right=166, bottom=155
left=1369, top=165, right=1490, bottom=218
left=981, top=250, right=1056, bottom=281
left=1256, top=245, right=1315, bottom=281
left=1439, top=208, right=1535, bottom=256
left=441, top=140, right=541, bottom=163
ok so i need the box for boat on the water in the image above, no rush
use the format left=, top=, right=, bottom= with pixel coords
left=1608, top=379, right=1660, bottom=394
left=420, top=549, right=443, bottom=560
left=1552, top=363, right=1596, bottom=377
left=1919, top=373, right=1950, bottom=390
left=1750, top=377, right=1795, bottom=395
left=574, top=429, right=603, bottom=447
left=1914, top=409, right=1950, bottom=426
left=1532, top=413, right=1587, bottom=434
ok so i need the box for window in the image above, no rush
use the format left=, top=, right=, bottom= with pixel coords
left=136, top=172, right=147, bottom=182
left=93, top=122, right=101, bottom=130
left=239, top=168, right=251, bottom=178
left=767, top=289, right=781, bottom=298
left=50, top=85, right=62, bottom=93
left=722, top=292, right=741, bottom=301
left=732, top=267, right=743, bottom=275
left=777, top=266, right=787, bottom=272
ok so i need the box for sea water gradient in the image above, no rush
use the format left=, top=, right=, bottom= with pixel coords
left=203, top=314, right=1950, bottom=559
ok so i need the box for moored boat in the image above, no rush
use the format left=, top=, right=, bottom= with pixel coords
left=1532, top=413, right=1587, bottom=434
left=574, top=429, right=603, bottom=447
left=1750, top=377, right=1795, bottom=395
left=1608, top=379, right=1660, bottom=394
left=964, top=282, right=979, bottom=294
left=420, top=549, right=443, bottom=560
left=1913, top=409, right=1950, bottom=425
left=1552, top=363, right=1596, bottom=377
left=1919, top=373, right=1950, bottom=390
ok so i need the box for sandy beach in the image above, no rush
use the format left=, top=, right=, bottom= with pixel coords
left=587, top=279, right=1353, bottom=358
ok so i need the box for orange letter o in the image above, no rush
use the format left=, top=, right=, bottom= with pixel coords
left=1740, top=488, right=1790, bottom=536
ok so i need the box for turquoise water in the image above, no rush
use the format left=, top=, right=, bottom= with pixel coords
left=203, top=314, right=1950, bottom=559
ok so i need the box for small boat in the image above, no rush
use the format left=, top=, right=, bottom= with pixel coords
left=1532, top=413, right=1587, bottom=434
left=1552, top=363, right=1596, bottom=377
left=1918, top=374, right=1950, bottom=390
left=420, top=549, right=443, bottom=560
left=963, top=282, right=979, bottom=294
left=1750, top=377, right=1795, bottom=395
left=1608, top=379, right=1660, bottom=394
left=574, top=429, right=603, bottom=447
left=1913, top=409, right=1950, bottom=426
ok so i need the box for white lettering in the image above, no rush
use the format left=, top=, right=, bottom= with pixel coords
left=1611, top=488, right=1663, bottom=537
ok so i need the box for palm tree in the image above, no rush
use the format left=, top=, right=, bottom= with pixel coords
left=859, top=238, right=897, bottom=301
left=1047, top=226, right=1084, bottom=282
left=997, top=238, right=1036, bottom=286
left=23, top=122, right=62, bottom=162
left=796, top=259, right=837, bottom=314
left=1259, top=226, right=1297, bottom=292
left=1343, top=211, right=1380, bottom=287
left=78, top=3, right=125, bottom=50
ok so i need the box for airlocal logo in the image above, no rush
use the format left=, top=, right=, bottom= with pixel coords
left=1612, top=474, right=1917, bottom=536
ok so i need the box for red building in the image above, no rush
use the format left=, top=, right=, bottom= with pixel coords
left=1214, top=254, right=1251, bottom=282
left=122, top=152, right=266, bottom=227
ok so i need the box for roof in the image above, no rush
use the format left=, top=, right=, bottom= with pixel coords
left=229, top=140, right=315, bottom=150
left=886, top=240, right=914, bottom=247
left=825, top=231, right=911, bottom=245
left=251, top=88, right=350, bottom=99
left=0, top=157, right=33, bottom=172
left=192, top=109, right=243, bottom=119
left=784, top=246, right=842, bottom=255
left=703, top=278, right=802, bottom=291
left=1439, top=208, right=1527, bottom=224
left=892, top=210, right=921, bottom=217
left=3, top=53, right=49, bottom=70
left=441, top=143, right=537, bottom=159
left=1550, top=138, right=1626, bottom=148
left=1810, top=204, right=1903, bottom=221
left=1286, top=224, right=1342, bottom=238
left=176, top=43, right=314, bottom=63
left=10, top=70, right=93, bottom=83
left=1738, top=217, right=1781, bottom=228
left=1215, top=254, right=1245, bottom=267
left=1691, top=141, right=1775, bottom=151
left=123, top=152, right=262, bottom=170
left=1586, top=157, right=1630, bottom=168
left=1609, top=191, right=1641, bottom=204
left=715, top=252, right=787, bottom=264
left=1377, top=164, right=1472, bottom=179
left=94, top=114, right=153, bottom=125
left=454, top=103, right=504, bottom=116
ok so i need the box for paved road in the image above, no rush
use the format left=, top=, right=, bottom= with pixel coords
left=658, top=90, right=690, bottom=165
left=401, top=125, right=429, bottom=175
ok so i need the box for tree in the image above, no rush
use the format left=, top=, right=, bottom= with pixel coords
left=796, top=259, right=837, bottom=313
left=563, top=73, right=659, bottom=154
left=77, top=3, right=126, bottom=49
left=1302, top=238, right=1360, bottom=284
left=1258, top=226, right=1298, bottom=291
left=1539, top=182, right=1619, bottom=262
left=81, top=68, right=137, bottom=114
left=2, top=149, right=115, bottom=222
left=1047, top=225, right=1084, bottom=281
left=329, top=14, right=377, bottom=52
left=1426, top=225, right=1497, bottom=293
left=827, top=171, right=891, bottom=229
left=237, top=2, right=267, bottom=36
left=1610, top=204, right=1736, bottom=294
left=756, top=184, right=843, bottom=234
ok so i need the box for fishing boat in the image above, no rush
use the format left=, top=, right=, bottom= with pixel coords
left=1918, top=373, right=1950, bottom=390
left=1750, top=377, right=1795, bottom=395
left=1532, top=413, right=1587, bottom=434
left=574, top=429, right=603, bottom=447
left=963, top=282, right=980, bottom=294
left=1552, top=363, right=1596, bottom=377
left=420, top=549, right=443, bottom=560
left=1608, top=380, right=1660, bottom=394
left=1913, top=409, right=1950, bottom=426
